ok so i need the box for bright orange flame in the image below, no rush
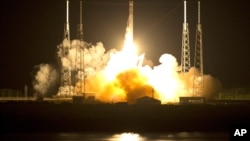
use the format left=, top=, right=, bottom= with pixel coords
left=79, top=22, right=220, bottom=104
left=82, top=24, right=186, bottom=104
left=56, top=8, right=220, bottom=102
left=104, top=27, right=138, bottom=81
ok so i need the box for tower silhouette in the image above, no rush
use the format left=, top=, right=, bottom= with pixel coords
left=60, top=0, right=72, bottom=96
left=75, top=0, right=86, bottom=96
left=193, top=1, right=204, bottom=96
left=181, top=0, right=191, bottom=73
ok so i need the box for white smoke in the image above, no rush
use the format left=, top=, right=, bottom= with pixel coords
left=33, top=64, right=58, bottom=95
left=53, top=36, right=221, bottom=102
left=32, top=37, right=221, bottom=102
left=31, top=31, right=221, bottom=103
left=56, top=39, right=118, bottom=96
left=179, top=67, right=221, bottom=100
left=57, top=39, right=115, bottom=76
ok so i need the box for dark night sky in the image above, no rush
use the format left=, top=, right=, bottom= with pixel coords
left=1, top=0, right=250, bottom=90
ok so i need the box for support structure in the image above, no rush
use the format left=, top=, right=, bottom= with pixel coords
left=181, top=0, right=191, bottom=73
left=60, top=0, right=72, bottom=96
left=75, top=0, right=86, bottom=96
left=193, top=1, right=204, bottom=96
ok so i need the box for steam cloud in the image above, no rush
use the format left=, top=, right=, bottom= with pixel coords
left=180, top=67, right=221, bottom=100
left=33, top=64, right=58, bottom=95
left=33, top=38, right=221, bottom=104
left=33, top=38, right=221, bottom=103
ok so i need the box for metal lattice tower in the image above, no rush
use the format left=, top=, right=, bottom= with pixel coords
left=193, top=1, right=204, bottom=96
left=77, top=0, right=83, bottom=41
left=75, top=0, right=85, bottom=96
left=181, top=0, right=191, bottom=73
left=61, top=0, right=72, bottom=95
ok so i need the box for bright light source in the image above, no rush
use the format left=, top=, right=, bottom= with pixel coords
left=109, top=132, right=143, bottom=141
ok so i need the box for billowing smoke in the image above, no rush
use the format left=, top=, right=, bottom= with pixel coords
left=33, top=37, right=221, bottom=104
left=33, top=64, right=58, bottom=95
left=148, top=54, right=181, bottom=103
left=32, top=10, right=220, bottom=103
left=56, top=39, right=117, bottom=96
left=57, top=39, right=113, bottom=74
left=82, top=68, right=155, bottom=104
left=117, top=69, right=155, bottom=104
left=202, top=74, right=221, bottom=99
left=80, top=51, right=221, bottom=104
left=179, top=67, right=221, bottom=100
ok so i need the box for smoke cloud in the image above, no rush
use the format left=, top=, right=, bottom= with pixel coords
left=179, top=67, right=221, bottom=100
left=117, top=69, right=154, bottom=104
left=33, top=38, right=221, bottom=104
left=33, top=64, right=58, bottom=95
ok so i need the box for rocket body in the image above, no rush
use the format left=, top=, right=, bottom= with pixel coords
left=128, top=0, right=133, bottom=40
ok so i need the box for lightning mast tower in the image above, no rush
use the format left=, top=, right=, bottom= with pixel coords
left=75, top=0, right=85, bottom=95
left=193, top=1, right=204, bottom=96
left=64, top=0, right=70, bottom=41
left=61, top=0, right=72, bottom=95
left=181, top=0, right=191, bottom=73
left=78, top=0, right=83, bottom=40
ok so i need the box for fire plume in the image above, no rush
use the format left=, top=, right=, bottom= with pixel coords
left=83, top=23, right=181, bottom=103
left=81, top=24, right=220, bottom=103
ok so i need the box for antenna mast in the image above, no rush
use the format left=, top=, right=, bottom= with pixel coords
left=193, top=1, right=204, bottom=96
left=60, top=0, right=72, bottom=96
left=75, top=0, right=85, bottom=96
left=181, top=0, right=191, bottom=73
left=78, top=0, right=83, bottom=40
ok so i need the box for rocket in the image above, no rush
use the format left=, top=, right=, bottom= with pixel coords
left=128, top=0, right=133, bottom=40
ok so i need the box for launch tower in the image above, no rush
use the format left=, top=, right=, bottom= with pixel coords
left=75, top=0, right=86, bottom=95
left=181, top=0, right=191, bottom=73
left=60, top=0, right=72, bottom=95
left=193, top=1, right=204, bottom=96
left=77, top=0, right=84, bottom=40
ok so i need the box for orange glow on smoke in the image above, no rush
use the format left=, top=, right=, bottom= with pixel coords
left=71, top=24, right=220, bottom=104
left=32, top=2, right=220, bottom=102
left=82, top=25, right=185, bottom=104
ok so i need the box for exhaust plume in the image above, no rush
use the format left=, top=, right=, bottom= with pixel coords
left=33, top=64, right=58, bottom=95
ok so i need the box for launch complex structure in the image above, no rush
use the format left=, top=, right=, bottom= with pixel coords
left=181, top=0, right=204, bottom=96
left=58, top=0, right=204, bottom=97
left=60, top=0, right=71, bottom=96
left=59, top=0, right=85, bottom=96
left=193, top=1, right=204, bottom=96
